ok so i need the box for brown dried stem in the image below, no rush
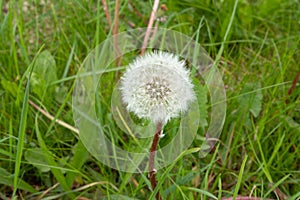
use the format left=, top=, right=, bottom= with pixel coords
left=113, top=0, right=122, bottom=66
left=101, top=0, right=111, bottom=27
left=149, top=121, right=163, bottom=200
left=129, top=0, right=143, bottom=19
left=141, top=0, right=160, bottom=55
left=286, top=69, right=300, bottom=104
left=29, top=100, right=79, bottom=135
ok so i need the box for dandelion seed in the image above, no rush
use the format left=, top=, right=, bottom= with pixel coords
left=120, top=51, right=195, bottom=124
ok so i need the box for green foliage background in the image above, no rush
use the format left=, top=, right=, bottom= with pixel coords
left=0, top=0, right=299, bottom=199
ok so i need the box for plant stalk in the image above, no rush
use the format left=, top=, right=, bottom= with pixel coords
left=149, top=121, right=163, bottom=200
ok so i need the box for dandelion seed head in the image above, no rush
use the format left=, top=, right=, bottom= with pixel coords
left=120, top=51, right=195, bottom=123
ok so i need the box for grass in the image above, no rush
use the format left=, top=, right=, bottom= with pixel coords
left=0, top=0, right=300, bottom=199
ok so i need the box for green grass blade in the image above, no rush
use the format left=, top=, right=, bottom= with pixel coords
left=183, top=187, right=218, bottom=200
left=232, top=155, right=248, bottom=199
left=149, top=148, right=200, bottom=200
left=267, top=133, right=285, bottom=167
left=12, top=67, right=31, bottom=198
left=263, top=174, right=290, bottom=198
left=203, top=144, right=220, bottom=200
left=65, top=140, right=89, bottom=188
left=215, top=0, right=238, bottom=65
left=35, top=115, right=75, bottom=199
left=290, top=191, right=300, bottom=200
left=0, top=167, right=36, bottom=193
left=257, top=138, right=273, bottom=183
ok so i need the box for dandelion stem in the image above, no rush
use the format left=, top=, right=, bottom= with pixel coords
left=149, top=121, right=162, bottom=200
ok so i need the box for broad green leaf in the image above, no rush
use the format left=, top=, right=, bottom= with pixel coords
left=259, top=0, right=282, bottom=17
left=35, top=115, right=75, bottom=198
left=65, top=140, right=89, bottom=188
left=55, top=85, right=69, bottom=103
left=30, top=50, right=57, bottom=99
left=164, top=171, right=198, bottom=196
left=25, top=148, right=50, bottom=172
left=284, top=116, right=300, bottom=133
left=1, top=79, right=19, bottom=98
left=237, top=82, right=263, bottom=118
left=237, top=1, right=253, bottom=26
